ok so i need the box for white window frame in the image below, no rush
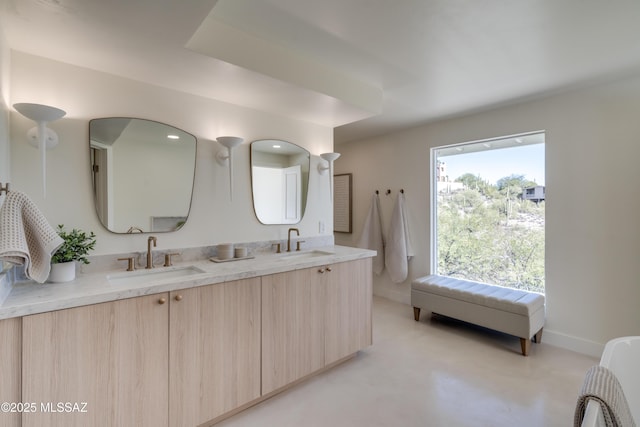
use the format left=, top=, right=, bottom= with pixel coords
left=430, top=130, right=545, bottom=275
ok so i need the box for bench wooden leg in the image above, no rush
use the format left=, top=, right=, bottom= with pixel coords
left=413, top=307, right=421, bottom=321
left=533, top=328, right=543, bottom=344
left=520, top=338, right=530, bottom=356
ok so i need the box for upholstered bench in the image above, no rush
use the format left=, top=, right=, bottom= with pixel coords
left=411, top=275, right=545, bottom=356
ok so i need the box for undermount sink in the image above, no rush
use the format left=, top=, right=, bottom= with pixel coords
left=277, top=250, right=334, bottom=261
left=107, top=265, right=206, bottom=285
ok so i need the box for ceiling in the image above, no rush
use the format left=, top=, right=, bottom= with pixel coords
left=3, top=0, right=640, bottom=144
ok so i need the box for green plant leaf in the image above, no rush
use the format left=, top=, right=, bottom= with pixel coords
left=52, top=225, right=97, bottom=265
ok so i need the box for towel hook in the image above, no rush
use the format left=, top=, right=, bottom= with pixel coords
left=375, top=190, right=379, bottom=195
left=400, top=189, right=405, bottom=194
left=386, top=189, right=391, bottom=195
left=0, top=182, right=9, bottom=195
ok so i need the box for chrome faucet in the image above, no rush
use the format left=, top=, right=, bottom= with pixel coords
left=146, top=236, right=157, bottom=269
left=287, top=228, right=300, bottom=252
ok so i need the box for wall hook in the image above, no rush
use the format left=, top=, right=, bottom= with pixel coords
left=386, top=189, right=391, bottom=195
left=0, top=182, right=9, bottom=195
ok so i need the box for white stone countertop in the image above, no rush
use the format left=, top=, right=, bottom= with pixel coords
left=0, top=245, right=375, bottom=320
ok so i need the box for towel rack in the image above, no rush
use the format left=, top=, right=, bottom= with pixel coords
left=377, top=189, right=404, bottom=195
left=0, top=182, right=9, bottom=195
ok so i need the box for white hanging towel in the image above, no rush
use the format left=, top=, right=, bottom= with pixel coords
left=0, top=191, right=64, bottom=283
left=356, top=193, right=385, bottom=275
left=385, top=192, right=414, bottom=283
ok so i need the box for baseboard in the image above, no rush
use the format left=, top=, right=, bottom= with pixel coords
left=372, top=286, right=410, bottom=305
left=536, top=329, right=604, bottom=358
left=372, top=288, right=605, bottom=359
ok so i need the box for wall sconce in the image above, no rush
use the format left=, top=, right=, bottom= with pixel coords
left=215, top=136, right=243, bottom=201
left=13, top=103, right=66, bottom=198
left=318, top=152, right=341, bottom=200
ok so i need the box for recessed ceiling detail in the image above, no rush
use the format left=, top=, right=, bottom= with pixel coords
left=4, top=0, right=640, bottom=142
left=187, top=2, right=383, bottom=126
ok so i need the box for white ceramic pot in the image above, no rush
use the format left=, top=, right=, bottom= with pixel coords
left=48, top=261, right=76, bottom=283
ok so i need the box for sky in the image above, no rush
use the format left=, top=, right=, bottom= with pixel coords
left=439, top=144, right=545, bottom=186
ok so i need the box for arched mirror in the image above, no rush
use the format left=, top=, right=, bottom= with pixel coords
left=89, top=118, right=197, bottom=233
left=250, top=139, right=310, bottom=224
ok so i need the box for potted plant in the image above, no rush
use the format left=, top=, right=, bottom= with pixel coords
left=49, top=225, right=97, bottom=283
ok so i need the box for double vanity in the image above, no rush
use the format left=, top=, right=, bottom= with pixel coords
left=0, top=117, right=369, bottom=426
left=0, top=245, right=374, bottom=427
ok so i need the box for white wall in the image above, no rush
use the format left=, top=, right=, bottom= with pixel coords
left=0, top=27, right=10, bottom=273
left=335, top=74, right=640, bottom=356
left=0, top=27, right=10, bottom=193
left=111, top=125, right=194, bottom=231
left=9, top=51, right=334, bottom=255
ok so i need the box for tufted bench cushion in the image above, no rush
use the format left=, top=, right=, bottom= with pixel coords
left=411, top=275, right=545, bottom=356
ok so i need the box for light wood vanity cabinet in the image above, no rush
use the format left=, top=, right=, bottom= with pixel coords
left=0, top=317, right=21, bottom=427
left=20, top=278, right=261, bottom=427
left=21, top=293, right=170, bottom=427
left=169, top=277, right=261, bottom=426
left=262, top=268, right=325, bottom=394
left=262, top=258, right=373, bottom=394
left=324, top=257, right=372, bottom=365
left=13, top=256, right=371, bottom=427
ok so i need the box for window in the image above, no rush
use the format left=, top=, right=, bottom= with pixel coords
left=431, top=132, right=545, bottom=293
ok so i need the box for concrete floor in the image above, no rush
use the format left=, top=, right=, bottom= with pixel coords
left=217, top=296, right=597, bottom=427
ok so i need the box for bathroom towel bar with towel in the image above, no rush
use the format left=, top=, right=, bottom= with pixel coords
left=0, top=191, right=64, bottom=283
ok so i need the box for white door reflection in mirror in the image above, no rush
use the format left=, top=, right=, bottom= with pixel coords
left=253, top=165, right=301, bottom=224
left=283, top=166, right=301, bottom=222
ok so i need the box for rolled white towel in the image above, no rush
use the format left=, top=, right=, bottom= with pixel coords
left=0, top=191, right=64, bottom=283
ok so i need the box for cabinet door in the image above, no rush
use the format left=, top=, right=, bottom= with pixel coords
left=0, top=317, right=21, bottom=427
left=169, top=278, right=261, bottom=426
left=325, top=258, right=373, bottom=365
left=22, top=294, right=169, bottom=427
left=262, top=268, right=325, bottom=394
